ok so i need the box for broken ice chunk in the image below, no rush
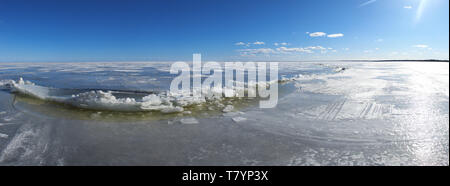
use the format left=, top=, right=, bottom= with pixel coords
left=222, top=105, right=234, bottom=113
left=180, top=118, right=199, bottom=124
left=232, top=117, right=247, bottom=123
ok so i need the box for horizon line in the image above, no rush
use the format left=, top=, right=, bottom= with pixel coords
left=0, top=59, right=448, bottom=63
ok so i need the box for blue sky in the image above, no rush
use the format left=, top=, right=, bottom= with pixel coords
left=0, top=0, right=448, bottom=62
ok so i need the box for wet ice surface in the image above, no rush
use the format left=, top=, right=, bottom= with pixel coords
left=0, top=62, right=448, bottom=165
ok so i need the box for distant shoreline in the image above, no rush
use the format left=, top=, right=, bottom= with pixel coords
left=0, top=59, right=448, bottom=63
left=345, top=59, right=450, bottom=62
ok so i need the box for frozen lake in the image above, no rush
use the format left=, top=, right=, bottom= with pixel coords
left=0, top=61, right=448, bottom=165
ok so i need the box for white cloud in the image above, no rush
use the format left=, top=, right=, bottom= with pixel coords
left=309, top=32, right=344, bottom=38
left=239, top=48, right=275, bottom=56
left=309, top=32, right=327, bottom=37
left=359, top=0, right=377, bottom=7
left=274, top=42, right=289, bottom=46
left=276, top=45, right=330, bottom=54
left=412, top=44, right=429, bottom=48
left=305, top=46, right=327, bottom=50
left=404, top=6, right=412, bottom=9
left=327, top=33, right=344, bottom=38
left=253, top=41, right=265, bottom=45
left=375, top=38, right=384, bottom=42
left=238, top=45, right=335, bottom=56
left=235, top=41, right=265, bottom=47
left=277, top=47, right=313, bottom=53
